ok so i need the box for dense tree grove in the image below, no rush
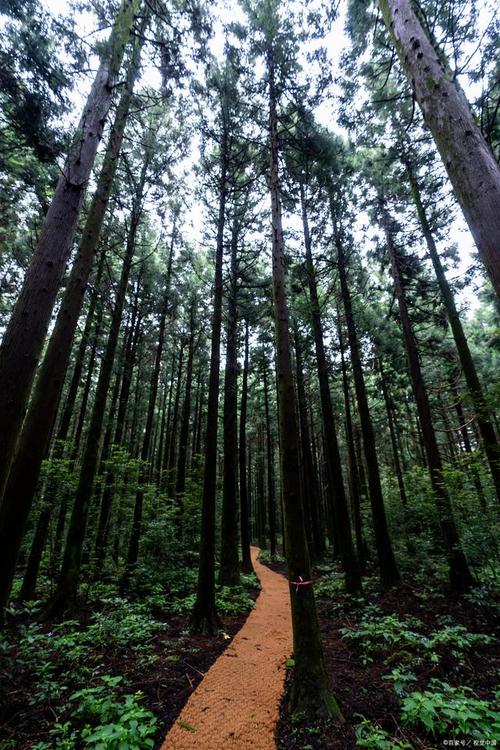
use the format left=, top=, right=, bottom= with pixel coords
left=0, top=0, right=498, bottom=747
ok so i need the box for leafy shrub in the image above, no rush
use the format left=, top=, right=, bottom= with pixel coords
left=401, top=681, right=500, bottom=738
left=170, top=585, right=255, bottom=616
left=340, top=614, right=425, bottom=664
left=32, top=675, right=157, bottom=750
left=257, top=549, right=285, bottom=564
left=355, top=717, right=412, bottom=749
left=341, top=613, right=494, bottom=665
left=315, top=573, right=345, bottom=599
left=382, top=667, right=417, bottom=697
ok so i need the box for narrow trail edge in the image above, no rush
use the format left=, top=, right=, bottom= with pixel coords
left=161, top=546, right=292, bottom=750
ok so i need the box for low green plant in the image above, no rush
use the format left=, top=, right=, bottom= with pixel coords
left=170, top=585, right=254, bottom=616
left=341, top=613, right=494, bottom=666
left=354, top=717, right=412, bottom=749
left=315, top=573, right=345, bottom=599
left=382, top=667, right=417, bottom=697
left=31, top=678, right=157, bottom=750
left=401, top=681, right=500, bottom=738
left=340, top=614, right=425, bottom=665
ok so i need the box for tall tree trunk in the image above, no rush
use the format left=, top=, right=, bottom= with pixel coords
left=190, top=132, right=227, bottom=634
left=334, top=222, right=400, bottom=587
left=378, top=0, right=500, bottom=296
left=0, top=0, right=141, bottom=504
left=124, top=219, right=176, bottom=577
left=294, top=325, right=325, bottom=562
left=378, top=357, right=416, bottom=553
left=164, top=343, right=185, bottom=494
left=299, top=182, right=361, bottom=593
left=451, top=381, right=487, bottom=509
left=43, top=171, right=145, bottom=617
left=267, top=51, right=342, bottom=718
left=405, top=160, right=500, bottom=501
left=337, top=316, right=367, bottom=568
left=239, top=321, right=254, bottom=574
left=219, top=220, right=241, bottom=586
left=262, top=360, right=277, bottom=560
left=381, top=200, right=475, bottom=592
left=175, top=311, right=196, bottom=515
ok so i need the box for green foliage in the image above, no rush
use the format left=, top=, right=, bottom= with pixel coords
left=170, top=584, right=255, bottom=616
left=340, top=612, right=494, bottom=666
left=257, top=549, right=285, bottom=564
left=382, top=667, right=417, bottom=697
left=354, top=718, right=412, bottom=749
left=32, top=676, right=157, bottom=750
left=315, top=573, right=345, bottom=598
left=339, top=614, right=426, bottom=665
left=401, top=681, right=500, bottom=738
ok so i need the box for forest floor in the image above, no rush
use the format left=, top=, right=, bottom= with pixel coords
left=1, top=553, right=499, bottom=750
left=160, top=546, right=291, bottom=749
left=0, top=566, right=261, bottom=750
left=267, top=556, right=500, bottom=750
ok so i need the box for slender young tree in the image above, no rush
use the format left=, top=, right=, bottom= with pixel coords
left=380, top=198, right=475, bottom=592
left=239, top=320, right=255, bottom=574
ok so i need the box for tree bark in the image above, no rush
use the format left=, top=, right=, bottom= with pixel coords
left=334, top=224, right=400, bottom=587
left=219, top=219, right=241, bottom=586
left=378, top=0, right=500, bottom=296
left=405, top=160, right=500, bottom=501
left=381, top=200, right=475, bottom=592
left=239, top=321, right=254, bottom=574
left=267, top=49, right=342, bottom=719
left=0, top=0, right=141, bottom=504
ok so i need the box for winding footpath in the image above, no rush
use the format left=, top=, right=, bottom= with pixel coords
left=160, top=546, right=292, bottom=750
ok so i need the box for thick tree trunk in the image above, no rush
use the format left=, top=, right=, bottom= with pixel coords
left=381, top=200, right=475, bottom=592
left=268, top=52, right=342, bottom=719
left=0, top=0, right=141, bottom=504
left=405, top=161, right=500, bottom=501
left=219, top=221, right=241, bottom=586
left=239, top=321, right=254, bottom=574
left=43, top=175, right=145, bottom=617
left=299, top=183, right=361, bottom=593
left=334, top=225, right=400, bottom=587
left=0, top=51, right=145, bottom=621
left=378, top=0, right=500, bottom=296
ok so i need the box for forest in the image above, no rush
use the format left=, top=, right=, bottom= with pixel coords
left=0, top=0, right=499, bottom=748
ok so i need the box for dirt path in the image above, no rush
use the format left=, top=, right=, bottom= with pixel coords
left=160, top=546, right=292, bottom=750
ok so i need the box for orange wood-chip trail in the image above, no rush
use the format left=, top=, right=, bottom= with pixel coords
left=161, top=546, right=292, bottom=750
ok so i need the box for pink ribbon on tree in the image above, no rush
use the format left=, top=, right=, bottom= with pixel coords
left=289, top=575, right=314, bottom=592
